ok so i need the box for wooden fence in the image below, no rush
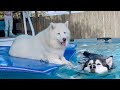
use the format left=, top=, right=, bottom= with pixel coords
left=16, top=11, right=120, bottom=39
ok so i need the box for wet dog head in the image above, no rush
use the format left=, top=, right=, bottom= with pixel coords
left=79, top=51, right=113, bottom=74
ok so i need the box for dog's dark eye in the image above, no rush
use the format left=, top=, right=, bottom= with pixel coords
left=97, top=63, right=101, bottom=65
left=64, top=32, right=66, bottom=34
left=57, top=33, right=60, bottom=35
left=88, top=63, right=91, bottom=65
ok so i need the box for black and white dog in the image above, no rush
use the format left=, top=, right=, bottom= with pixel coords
left=78, top=51, right=113, bottom=74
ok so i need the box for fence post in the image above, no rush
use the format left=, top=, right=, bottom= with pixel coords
left=35, top=11, right=39, bottom=34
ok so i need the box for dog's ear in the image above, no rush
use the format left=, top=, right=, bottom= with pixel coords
left=65, top=21, right=69, bottom=27
left=106, top=56, right=113, bottom=69
left=83, top=51, right=90, bottom=57
left=50, top=22, right=56, bottom=30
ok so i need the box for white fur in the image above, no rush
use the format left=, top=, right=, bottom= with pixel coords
left=94, top=60, right=108, bottom=74
left=84, top=60, right=93, bottom=73
left=106, top=57, right=113, bottom=69
left=84, top=60, right=108, bottom=74
left=9, top=21, right=72, bottom=65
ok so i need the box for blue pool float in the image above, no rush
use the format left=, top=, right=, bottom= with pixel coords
left=0, top=43, right=77, bottom=77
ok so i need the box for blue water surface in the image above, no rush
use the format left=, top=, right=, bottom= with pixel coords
left=52, top=38, right=120, bottom=79
left=1, top=38, right=120, bottom=79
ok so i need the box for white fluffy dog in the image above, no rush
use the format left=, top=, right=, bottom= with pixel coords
left=9, top=21, right=72, bottom=65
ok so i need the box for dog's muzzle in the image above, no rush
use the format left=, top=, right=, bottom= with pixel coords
left=59, top=38, right=67, bottom=46
left=90, top=65, right=96, bottom=73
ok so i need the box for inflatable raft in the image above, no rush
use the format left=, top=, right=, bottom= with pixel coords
left=0, top=39, right=76, bottom=78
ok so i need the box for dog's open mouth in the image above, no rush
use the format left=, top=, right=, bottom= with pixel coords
left=57, top=39, right=66, bottom=46
left=60, top=41, right=66, bottom=46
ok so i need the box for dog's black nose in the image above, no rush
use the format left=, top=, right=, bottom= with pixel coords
left=63, top=38, right=66, bottom=42
left=90, top=65, right=96, bottom=69
left=90, top=66, right=92, bottom=69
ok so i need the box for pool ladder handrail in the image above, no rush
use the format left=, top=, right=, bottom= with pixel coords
left=22, top=11, right=35, bottom=36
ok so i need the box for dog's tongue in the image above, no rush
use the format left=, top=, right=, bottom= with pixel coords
left=62, top=42, right=66, bottom=46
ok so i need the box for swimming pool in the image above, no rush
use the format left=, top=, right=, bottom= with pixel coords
left=1, top=38, right=120, bottom=79
left=51, top=38, right=120, bottom=79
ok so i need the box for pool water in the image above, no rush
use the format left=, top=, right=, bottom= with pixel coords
left=52, top=40, right=120, bottom=79
left=1, top=38, right=120, bottom=79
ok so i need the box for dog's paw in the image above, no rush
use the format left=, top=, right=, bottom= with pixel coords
left=63, top=60, right=74, bottom=68
left=48, top=59, right=64, bottom=65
